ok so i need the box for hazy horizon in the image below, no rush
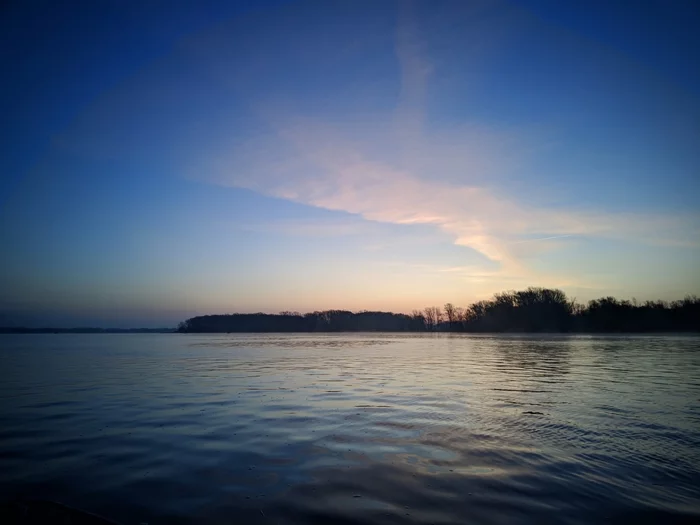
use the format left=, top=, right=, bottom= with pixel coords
left=2, top=0, right=699, bottom=328
left=2, top=287, right=698, bottom=330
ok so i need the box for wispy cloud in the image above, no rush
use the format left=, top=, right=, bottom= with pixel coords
left=205, top=113, right=696, bottom=267
left=511, top=234, right=574, bottom=244
left=234, top=217, right=373, bottom=238
left=196, top=1, right=698, bottom=282
left=378, top=260, right=614, bottom=299
left=44, top=0, right=697, bottom=297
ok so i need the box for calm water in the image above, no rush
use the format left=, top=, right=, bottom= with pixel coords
left=1, top=334, right=699, bottom=524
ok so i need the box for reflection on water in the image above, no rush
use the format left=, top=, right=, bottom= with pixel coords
left=1, top=333, right=699, bottom=524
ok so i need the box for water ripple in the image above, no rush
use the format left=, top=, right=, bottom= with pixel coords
left=1, top=333, right=699, bottom=524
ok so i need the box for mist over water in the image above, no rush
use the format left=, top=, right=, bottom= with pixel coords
left=1, top=334, right=699, bottom=524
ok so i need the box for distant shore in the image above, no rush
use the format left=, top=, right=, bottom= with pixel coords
left=3, top=287, right=698, bottom=335
left=2, top=329, right=699, bottom=335
left=0, top=328, right=176, bottom=334
left=178, top=287, right=699, bottom=334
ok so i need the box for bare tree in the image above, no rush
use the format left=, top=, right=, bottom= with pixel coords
left=423, top=307, right=434, bottom=330
left=444, top=303, right=456, bottom=329
left=454, top=306, right=465, bottom=329
left=424, top=306, right=443, bottom=331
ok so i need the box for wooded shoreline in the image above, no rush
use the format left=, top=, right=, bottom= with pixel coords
left=178, top=288, right=700, bottom=333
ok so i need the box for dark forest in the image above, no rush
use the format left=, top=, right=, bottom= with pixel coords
left=178, top=288, right=700, bottom=333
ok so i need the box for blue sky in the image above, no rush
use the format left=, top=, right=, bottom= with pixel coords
left=1, top=0, right=699, bottom=327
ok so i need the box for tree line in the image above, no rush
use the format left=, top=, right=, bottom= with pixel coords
left=178, top=287, right=699, bottom=333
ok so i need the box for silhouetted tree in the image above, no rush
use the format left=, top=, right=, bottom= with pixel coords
left=175, top=289, right=700, bottom=333
left=444, top=303, right=456, bottom=330
left=424, top=306, right=442, bottom=331
left=454, top=306, right=466, bottom=330
left=410, top=310, right=427, bottom=331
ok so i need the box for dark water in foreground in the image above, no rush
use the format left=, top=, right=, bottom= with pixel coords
left=1, top=334, right=699, bottom=524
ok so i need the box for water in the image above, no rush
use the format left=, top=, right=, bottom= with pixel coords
left=1, top=334, right=699, bottom=524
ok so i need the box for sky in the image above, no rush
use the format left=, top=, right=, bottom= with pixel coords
left=1, top=0, right=699, bottom=327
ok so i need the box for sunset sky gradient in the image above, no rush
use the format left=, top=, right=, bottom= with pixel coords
left=1, top=0, right=699, bottom=327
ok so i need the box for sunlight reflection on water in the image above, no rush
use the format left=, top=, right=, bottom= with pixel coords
left=1, top=333, right=699, bottom=524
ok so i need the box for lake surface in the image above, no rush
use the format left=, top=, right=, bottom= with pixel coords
left=1, top=334, right=699, bottom=524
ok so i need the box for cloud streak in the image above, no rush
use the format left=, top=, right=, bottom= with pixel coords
left=206, top=113, right=696, bottom=268
left=41, top=0, right=697, bottom=299
left=196, top=1, right=699, bottom=285
left=511, top=234, right=574, bottom=244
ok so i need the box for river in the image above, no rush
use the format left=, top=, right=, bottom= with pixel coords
left=1, top=333, right=699, bottom=524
